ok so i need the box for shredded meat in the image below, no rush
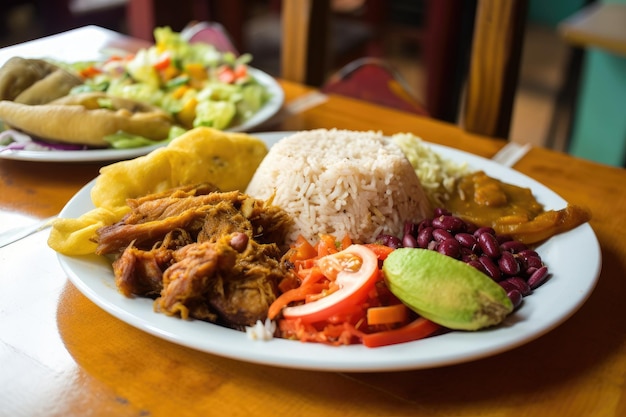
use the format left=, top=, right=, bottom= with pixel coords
left=99, top=184, right=293, bottom=329
left=113, top=229, right=193, bottom=297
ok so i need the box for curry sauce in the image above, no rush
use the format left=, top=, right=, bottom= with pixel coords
left=447, top=171, right=544, bottom=226
left=446, top=171, right=591, bottom=245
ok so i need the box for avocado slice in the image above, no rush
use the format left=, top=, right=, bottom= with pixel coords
left=383, top=248, right=513, bottom=330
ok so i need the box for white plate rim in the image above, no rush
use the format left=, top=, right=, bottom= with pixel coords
left=0, top=68, right=283, bottom=163
left=56, top=131, right=602, bottom=372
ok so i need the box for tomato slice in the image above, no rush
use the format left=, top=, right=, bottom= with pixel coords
left=282, top=245, right=379, bottom=324
left=153, top=53, right=172, bottom=70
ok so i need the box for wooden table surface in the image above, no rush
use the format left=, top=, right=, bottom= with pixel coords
left=558, top=2, right=626, bottom=57
left=1, top=27, right=625, bottom=417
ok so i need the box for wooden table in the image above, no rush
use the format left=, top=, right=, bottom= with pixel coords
left=1, top=27, right=625, bottom=417
left=559, top=2, right=626, bottom=57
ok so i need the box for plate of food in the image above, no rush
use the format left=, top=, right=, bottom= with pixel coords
left=54, top=129, right=601, bottom=372
left=0, top=27, right=283, bottom=163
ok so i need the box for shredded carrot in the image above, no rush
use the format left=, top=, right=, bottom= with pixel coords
left=277, top=271, right=300, bottom=293
left=270, top=234, right=440, bottom=348
left=367, top=304, right=409, bottom=326
left=361, top=318, right=441, bottom=348
left=267, top=282, right=328, bottom=320
left=316, top=234, right=339, bottom=257
left=290, top=235, right=317, bottom=262
left=79, top=65, right=101, bottom=78
left=363, top=243, right=395, bottom=260
left=297, top=266, right=326, bottom=285
left=278, top=318, right=364, bottom=346
left=340, top=234, right=353, bottom=250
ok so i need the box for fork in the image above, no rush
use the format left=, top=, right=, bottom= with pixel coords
left=491, top=142, right=532, bottom=168
left=0, top=216, right=57, bottom=248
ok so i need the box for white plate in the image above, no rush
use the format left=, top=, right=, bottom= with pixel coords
left=0, top=68, right=283, bottom=163
left=56, top=131, right=601, bottom=372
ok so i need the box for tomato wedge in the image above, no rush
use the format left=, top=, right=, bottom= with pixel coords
left=282, top=245, right=379, bottom=324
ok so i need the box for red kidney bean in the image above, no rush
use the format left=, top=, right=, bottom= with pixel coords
left=503, top=276, right=532, bottom=296
left=525, top=255, right=543, bottom=269
left=402, top=233, right=418, bottom=248
left=387, top=235, right=403, bottom=249
left=393, top=213, right=549, bottom=307
left=478, top=255, right=501, bottom=281
left=455, top=232, right=477, bottom=249
left=496, top=234, right=513, bottom=244
left=404, top=221, right=418, bottom=238
left=499, top=280, right=518, bottom=293
left=417, top=218, right=432, bottom=232
left=229, top=232, right=249, bottom=252
left=465, top=222, right=478, bottom=234
left=460, top=247, right=477, bottom=263
left=467, top=259, right=486, bottom=274
left=500, top=240, right=528, bottom=253
left=432, top=228, right=453, bottom=242
left=403, top=222, right=412, bottom=237
left=473, top=226, right=495, bottom=238
left=431, top=216, right=446, bottom=229
left=518, top=249, right=539, bottom=258
left=377, top=234, right=402, bottom=248
left=498, top=251, right=520, bottom=275
left=507, top=289, right=523, bottom=309
left=514, top=254, right=528, bottom=271
left=433, top=207, right=451, bottom=217
left=478, top=232, right=501, bottom=258
left=432, top=215, right=466, bottom=233
left=438, top=238, right=461, bottom=259
left=528, top=266, right=549, bottom=289
left=417, top=226, right=433, bottom=248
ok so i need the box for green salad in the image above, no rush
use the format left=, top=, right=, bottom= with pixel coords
left=66, top=27, right=270, bottom=148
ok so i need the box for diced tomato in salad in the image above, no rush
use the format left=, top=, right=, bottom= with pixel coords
left=267, top=235, right=441, bottom=347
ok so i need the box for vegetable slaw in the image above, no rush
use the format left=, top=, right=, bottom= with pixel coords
left=66, top=27, right=271, bottom=145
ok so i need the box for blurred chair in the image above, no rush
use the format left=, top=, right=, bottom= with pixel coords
left=281, top=0, right=528, bottom=139
left=462, top=0, right=528, bottom=139
left=125, top=0, right=527, bottom=139
left=181, top=21, right=239, bottom=55
left=280, top=0, right=429, bottom=115
left=280, top=0, right=331, bottom=87
left=320, top=57, right=430, bottom=116
left=126, top=0, right=383, bottom=82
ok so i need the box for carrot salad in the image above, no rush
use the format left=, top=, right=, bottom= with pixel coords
left=267, top=234, right=441, bottom=347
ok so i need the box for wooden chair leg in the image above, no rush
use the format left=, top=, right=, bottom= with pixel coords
left=423, top=0, right=476, bottom=123
left=280, top=0, right=331, bottom=86
left=463, top=0, right=528, bottom=139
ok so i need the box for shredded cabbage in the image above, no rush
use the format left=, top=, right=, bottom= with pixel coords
left=392, top=133, right=471, bottom=206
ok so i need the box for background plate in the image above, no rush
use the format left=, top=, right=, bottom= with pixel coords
left=56, top=131, right=601, bottom=372
left=0, top=68, right=283, bottom=162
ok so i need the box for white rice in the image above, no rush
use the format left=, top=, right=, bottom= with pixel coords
left=245, top=129, right=433, bottom=244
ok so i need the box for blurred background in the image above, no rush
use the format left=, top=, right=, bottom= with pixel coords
left=1, top=0, right=624, bottom=166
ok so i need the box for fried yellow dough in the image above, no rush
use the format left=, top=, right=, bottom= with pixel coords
left=0, top=92, right=174, bottom=147
left=48, top=127, right=269, bottom=255
left=14, top=68, right=82, bottom=105
left=0, top=57, right=58, bottom=101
